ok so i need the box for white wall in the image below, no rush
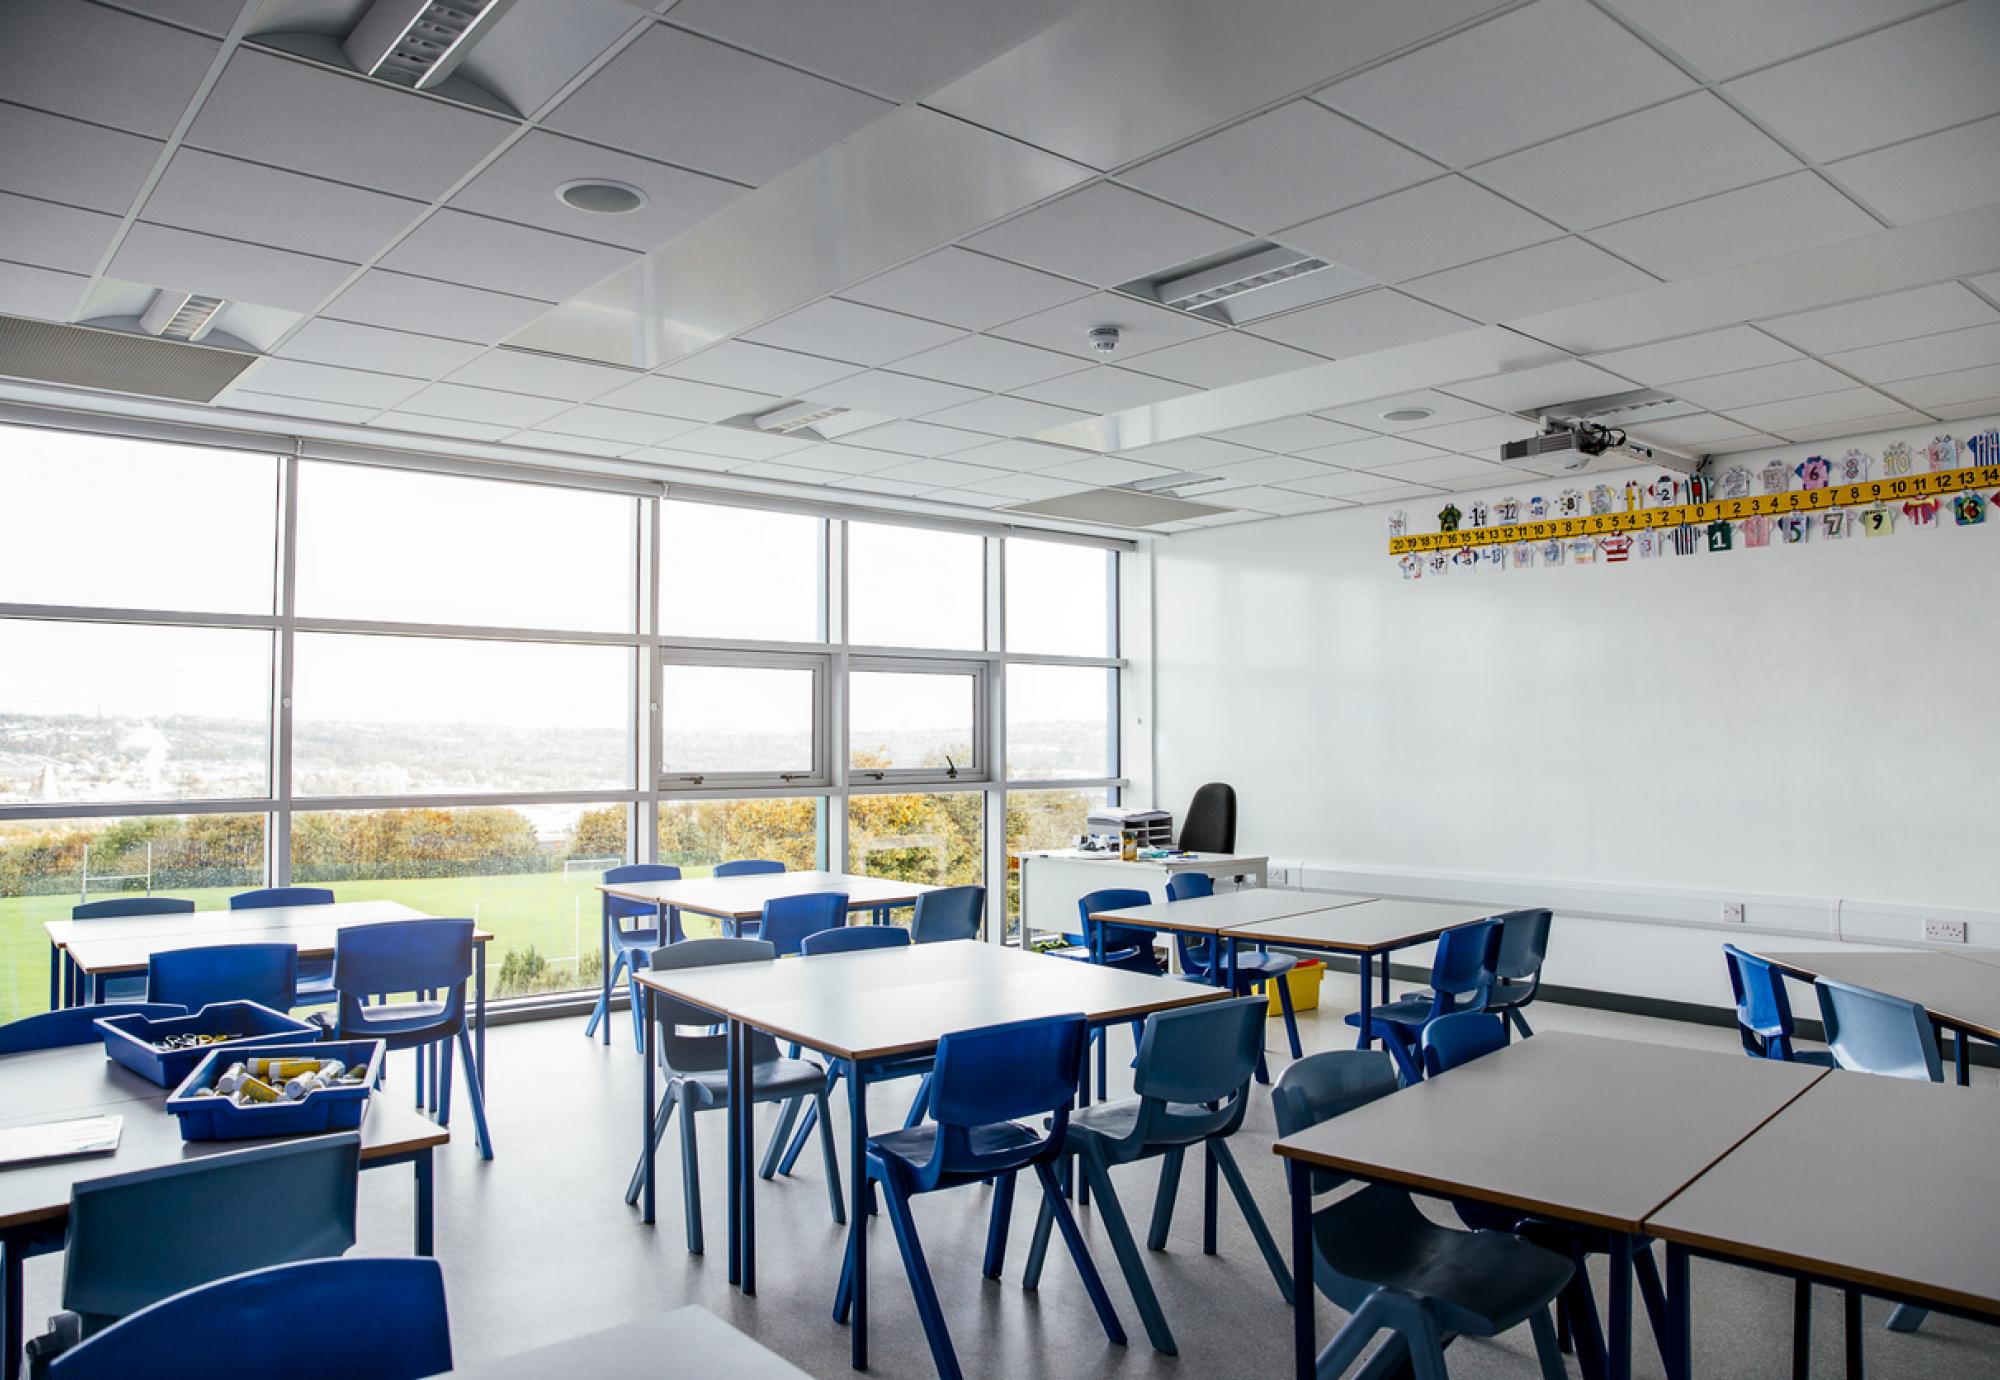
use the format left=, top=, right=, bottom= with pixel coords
left=1147, top=413, right=2000, bottom=1006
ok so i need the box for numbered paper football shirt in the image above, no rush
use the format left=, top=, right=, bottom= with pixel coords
left=1903, top=497, right=1940, bottom=526
left=1760, top=460, right=1790, bottom=494
left=1437, top=503, right=1462, bottom=532
left=1955, top=493, right=1987, bottom=526
left=1468, top=501, right=1490, bottom=528
left=1647, top=475, right=1679, bottom=506
left=1495, top=497, right=1522, bottom=523
left=1669, top=524, right=1701, bottom=555
left=1481, top=545, right=1506, bottom=569
left=1556, top=489, right=1584, bottom=517
left=1928, top=436, right=1958, bottom=471
left=1741, top=514, right=1774, bottom=547
left=1511, top=541, right=1536, bottom=569
left=1859, top=504, right=1895, bottom=537
left=1794, top=456, right=1832, bottom=489
left=1882, top=442, right=1913, bottom=476
left=1705, top=520, right=1733, bottom=551
left=1837, top=449, right=1871, bottom=484
left=1634, top=528, right=1660, bottom=559
left=1969, top=430, right=1999, bottom=468
left=1777, top=513, right=1810, bottom=544
left=1718, top=467, right=1754, bottom=499
left=1541, top=538, right=1565, bottom=566
left=1399, top=554, right=1422, bottom=580
left=1600, top=532, right=1633, bottom=562
left=1820, top=509, right=1850, bottom=540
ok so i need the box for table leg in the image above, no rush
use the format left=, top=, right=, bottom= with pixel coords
left=1379, top=953, right=1390, bottom=1004
left=1792, top=1278, right=1813, bottom=1380
left=642, top=986, right=657, bottom=1226
left=738, top=1018, right=756, bottom=1296
left=1955, top=1030, right=1971, bottom=1087
left=1289, top=1158, right=1313, bottom=1380
left=1222, top=934, right=1237, bottom=993
left=1356, top=953, right=1373, bottom=1050
left=599, top=904, right=612, bottom=1047
left=1663, top=1242, right=1690, bottom=1380
left=414, top=1149, right=435, bottom=1256
left=1608, top=1233, right=1633, bottom=1380
left=1843, top=1289, right=1863, bottom=1380
left=727, top=1018, right=742, bottom=1287
left=47, top=942, right=58, bottom=1014
left=1078, top=1029, right=1092, bottom=1208
left=849, top=1061, right=870, bottom=1370
left=475, top=939, right=487, bottom=1094
left=60, top=952, right=72, bottom=1009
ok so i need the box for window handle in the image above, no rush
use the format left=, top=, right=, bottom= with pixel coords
left=945, top=755, right=958, bottom=779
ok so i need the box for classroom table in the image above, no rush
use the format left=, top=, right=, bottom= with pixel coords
left=1648, top=1069, right=2000, bottom=1380
left=1271, top=1033, right=1828, bottom=1380
left=43, top=901, right=492, bottom=1093
left=634, top=940, right=1228, bottom=1370
left=1222, top=898, right=1509, bottom=1050
left=594, top=872, right=943, bottom=1046
left=0, top=1042, right=446, bottom=1380
left=441, top=1304, right=809, bottom=1378
left=1014, top=848, right=1268, bottom=948
left=1748, top=947, right=2000, bottom=1085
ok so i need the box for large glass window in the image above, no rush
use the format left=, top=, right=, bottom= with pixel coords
left=847, top=791, right=983, bottom=887
left=846, top=522, right=983, bottom=650
left=0, top=426, right=278, bottom=614
left=848, top=663, right=983, bottom=781
left=661, top=502, right=821, bottom=642
left=292, top=634, right=633, bottom=796
left=293, top=462, right=636, bottom=632
left=1005, top=664, right=1113, bottom=781
left=1006, top=539, right=1113, bottom=657
left=660, top=658, right=822, bottom=785
left=0, top=621, right=272, bottom=803
left=1004, top=788, right=1107, bottom=939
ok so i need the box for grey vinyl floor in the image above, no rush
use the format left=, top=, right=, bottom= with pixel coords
left=24, top=982, right=1999, bottom=1379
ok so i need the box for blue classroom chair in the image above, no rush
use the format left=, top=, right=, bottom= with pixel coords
left=712, top=859, right=788, bottom=938
left=333, top=919, right=493, bottom=1160
left=1722, top=945, right=1834, bottom=1065
left=47, top=1258, right=451, bottom=1380
left=229, top=887, right=337, bottom=1008
left=910, top=885, right=984, bottom=943
left=585, top=864, right=681, bottom=1049
left=758, top=892, right=850, bottom=957
left=1022, top=996, right=1290, bottom=1356
left=1072, top=888, right=1159, bottom=1097
left=1166, top=872, right=1301, bottom=1083
left=1487, top=908, right=1553, bottom=1039
left=1419, top=1009, right=1509, bottom=1078
left=69, top=898, right=193, bottom=1003
left=146, top=943, right=297, bottom=1015
left=802, top=926, right=910, bottom=957
left=833, top=1013, right=1128, bottom=1380
left=622, top=938, right=845, bottom=1248
left=1346, top=919, right=1501, bottom=1083
left=0, top=1003, right=186, bottom=1056
left=25, top=1135, right=359, bottom=1371
left=1272, top=1051, right=1571, bottom=1380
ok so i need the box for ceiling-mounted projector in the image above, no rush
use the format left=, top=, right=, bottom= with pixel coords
left=1500, top=421, right=1690, bottom=474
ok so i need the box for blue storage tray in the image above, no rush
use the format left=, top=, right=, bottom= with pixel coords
left=96, top=1001, right=321, bottom=1088
left=165, top=1040, right=385, bottom=1142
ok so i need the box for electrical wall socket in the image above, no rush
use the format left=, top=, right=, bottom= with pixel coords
left=1924, top=919, right=1967, bottom=943
left=1721, top=902, right=1745, bottom=924
left=1268, top=866, right=1290, bottom=888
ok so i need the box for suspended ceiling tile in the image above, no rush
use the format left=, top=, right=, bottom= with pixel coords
left=1402, top=238, right=1658, bottom=325
left=990, top=291, right=1217, bottom=361
left=1368, top=454, right=1519, bottom=485
left=1115, top=436, right=1267, bottom=470
left=918, top=394, right=1089, bottom=437
left=1296, top=434, right=1449, bottom=469
left=1779, top=409, right=1934, bottom=443
left=1202, top=483, right=1315, bottom=512
left=109, top=222, right=354, bottom=312
left=1671, top=359, right=1858, bottom=411
left=0, top=261, right=87, bottom=321
left=141, top=149, right=425, bottom=265
left=1726, top=386, right=1907, bottom=433
left=222, top=390, right=380, bottom=424
left=276, top=319, right=485, bottom=379
left=1828, top=115, right=2000, bottom=228
left=507, top=431, right=638, bottom=459
left=544, top=26, right=891, bottom=186
left=836, top=418, right=991, bottom=456
left=824, top=473, right=934, bottom=496
left=1039, top=453, right=1171, bottom=485
left=779, top=444, right=914, bottom=475
left=626, top=445, right=738, bottom=473
left=800, top=370, right=982, bottom=418
left=961, top=471, right=1094, bottom=501
left=373, top=412, right=519, bottom=443
left=1472, top=94, right=1800, bottom=233
left=1198, top=453, right=1333, bottom=486
left=1623, top=413, right=1765, bottom=447
left=595, top=374, right=778, bottom=422
left=1587, top=327, right=1802, bottom=386
left=1317, top=0, right=1693, bottom=166
left=1211, top=414, right=1371, bottom=452
left=965, top=183, right=1243, bottom=288
left=893, top=334, right=1087, bottom=392
left=1123, top=100, right=1440, bottom=236
left=947, top=438, right=1090, bottom=472
left=450, top=130, right=750, bottom=253
left=1281, top=177, right=1561, bottom=283
left=447, top=349, right=640, bottom=402
left=1279, top=467, right=1419, bottom=499
left=1758, top=284, right=2000, bottom=356
left=236, top=358, right=422, bottom=408
left=840, top=248, right=1090, bottom=332
left=0, top=192, right=122, bottom=275
left=1322, top=389, right=1498, bottom=435
left=1247, top=288, right=1472, bottom=358
left=873, top=456, right=1012, bottom=487
left=1890, top=364, right=2000, bottom=410
left=322, top=270, right=552, bottom=345
left=745, top=299, right=962, bottom=367
left=1447, top=359, right=1633, bottom=412
left=1122, top=331, right=1323, bottom=387
left=1602, top=0, right=1938, bottom=81
left=1826, top=323, right=2000, bottom=386
left=662, top=341, right=859, bottom=397
left=1929, top=395, right=2000, bottom=421
left=398, top=382, right=570, bottom=429
left=667, top=426, right=813, bottom=461
left=1011, top=364, right=1191, bottom=413
left=1722, top=4, right=2000, bottom=164
left=0, top=1, right=219, bottom=137
left=379, top=210, right=634, bottom=303
left=1400, top=413, right=1540, bottom=453
left=106, top=0, right=250, bottom=37
left=187, top=49, right=513, bottom=202
left=538, top=404, right=699, bottom=447
left=1588, top=173, right=1881, bottom=281
left=669, top=0, right=1085, bottom=103
left=0, top=105, right=163, bottom=215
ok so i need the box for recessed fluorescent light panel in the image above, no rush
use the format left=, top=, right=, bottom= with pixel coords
left=345, top=0, right=517, bottom=91
left=721, top=401, right=853, bottom=442
left=1121, top=241, right=1352, bottom=326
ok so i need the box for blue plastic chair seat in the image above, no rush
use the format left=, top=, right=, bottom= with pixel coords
left=343, top=999, right=451, bottom=1044
left=1231, top=951, right=1294, bottom=980
left=1061, top=1097, right=1225, bottom=1149
left=1345, top=993, right=1444, bottom=1030
left=678, top=1056, right=832, bottom=1105
left=869, top=1119, right=1042, bottom=1180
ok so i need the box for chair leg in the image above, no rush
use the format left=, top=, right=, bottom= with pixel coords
left=1528, top=1307, right=1567, bottom=1380
left=681, top=1095, right=704, bottom=1255
left=455, top=1026, right=494, bottom=1160
left=878, top=1178, right=963, bottom=1380
left=982, top=1171, right=1017, bottom=1280
left=1314, top=1290, right=1431, bottom=1380
left=1508, top=1006, right=1535, bottom=1040
left=1634, top=1239, right=1672, bottom=1369
left=1079, top=1151, right=1176, bottom=1355
left=762, top=1095, right=805, bottom=1180
left=624, top=1094, right=676, bottom=1205
left=1031, top=1161, right=1127, bottom=1348
left=1382, top=1031, right=1424, bottom=1085
left=1210, top=1139, right=1292, bottom=1304
left=1146, top=1146, right=1184, bottom=1251
left=1275, top=970, right=1303, bottom=1060
left=779, top=1096, right=820, bottom=1178
left=812, top=1086, right=846, bottom=1226
left=902, top=1071, right=934, bottom=1130
left=1021, top=1173, right=1057, bottom=1290
left=1202, top=1143, right=1219, bottom=1255
left=1095, top=1027, right=1109, bottom=1101
left=585, top=950, right=621, bottom=1038
left=437, top=1036, right=453, bottom=1128
left=625, top=966, right=647, bottom=1050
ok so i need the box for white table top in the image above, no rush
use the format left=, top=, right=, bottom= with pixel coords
left=1090, top=889, right=1372, bottom=936
left=46, top=899, right=426, bottom=949
left=599, top=870, right=939, bottom=920
left=1225, top=898, right=1509, bottom=953
left=1013, top=849, right=1267, bottom=872
left=52, top=901, right=481, bottom=977
left=442, top=1306, right=808, bottom=1379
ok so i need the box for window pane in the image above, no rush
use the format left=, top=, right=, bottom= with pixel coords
left=659, top=796, right=824, bottom=935
left=1006, top=539, right=1112, bottom=657
left=0, top=621, right=271, bottom=802
left=848, top=792, right=982, bottom=887
left=662, top=502, right=820, bottom=641
left=1004, top=788, right=1107, bottom=940
left=849, top=670, right=975, bottom=773
left=293, top=803, right=628, bottom=1000
left=847, top=523, right=983, bottom=650
left=0, top=427, right=277, bottom=614
left=294, top=462, right=635, bottom=631
left=292, top=634, right=632, bottom=795
left=1005, top=664, right=1113, bottom=780
left=0, top=812, right=266, bottom=1022
left=661, top=664, right=816, bottom=777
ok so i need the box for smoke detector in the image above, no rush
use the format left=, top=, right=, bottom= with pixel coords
left=1087, top=325, right=1121, bottom=355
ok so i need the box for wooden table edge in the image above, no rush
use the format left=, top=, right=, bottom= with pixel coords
left=1220, top=918, right=1465, bottom=952
left=64, top=926, right=497, bottom=976
left=1750, top=948, right=2000, bottom=1042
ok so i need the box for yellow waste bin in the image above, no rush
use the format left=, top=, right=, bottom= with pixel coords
left=1266, top=958, right=1323, bottom=1015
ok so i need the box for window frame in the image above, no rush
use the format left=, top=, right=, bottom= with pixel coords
left=845, top=655, right=991, bottom=787
left=655, top=647, right=832, bottom=793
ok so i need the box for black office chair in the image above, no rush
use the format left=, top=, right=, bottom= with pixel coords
left=1178, top=783, right=1236, bottom=854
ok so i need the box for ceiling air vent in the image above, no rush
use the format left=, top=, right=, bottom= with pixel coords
left=0, top=315, right=258, bottom=403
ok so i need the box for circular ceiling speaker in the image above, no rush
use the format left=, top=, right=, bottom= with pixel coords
left=558, top=179, right=647, bottom=214
left=1380, top=406, right=1434, bottom=423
